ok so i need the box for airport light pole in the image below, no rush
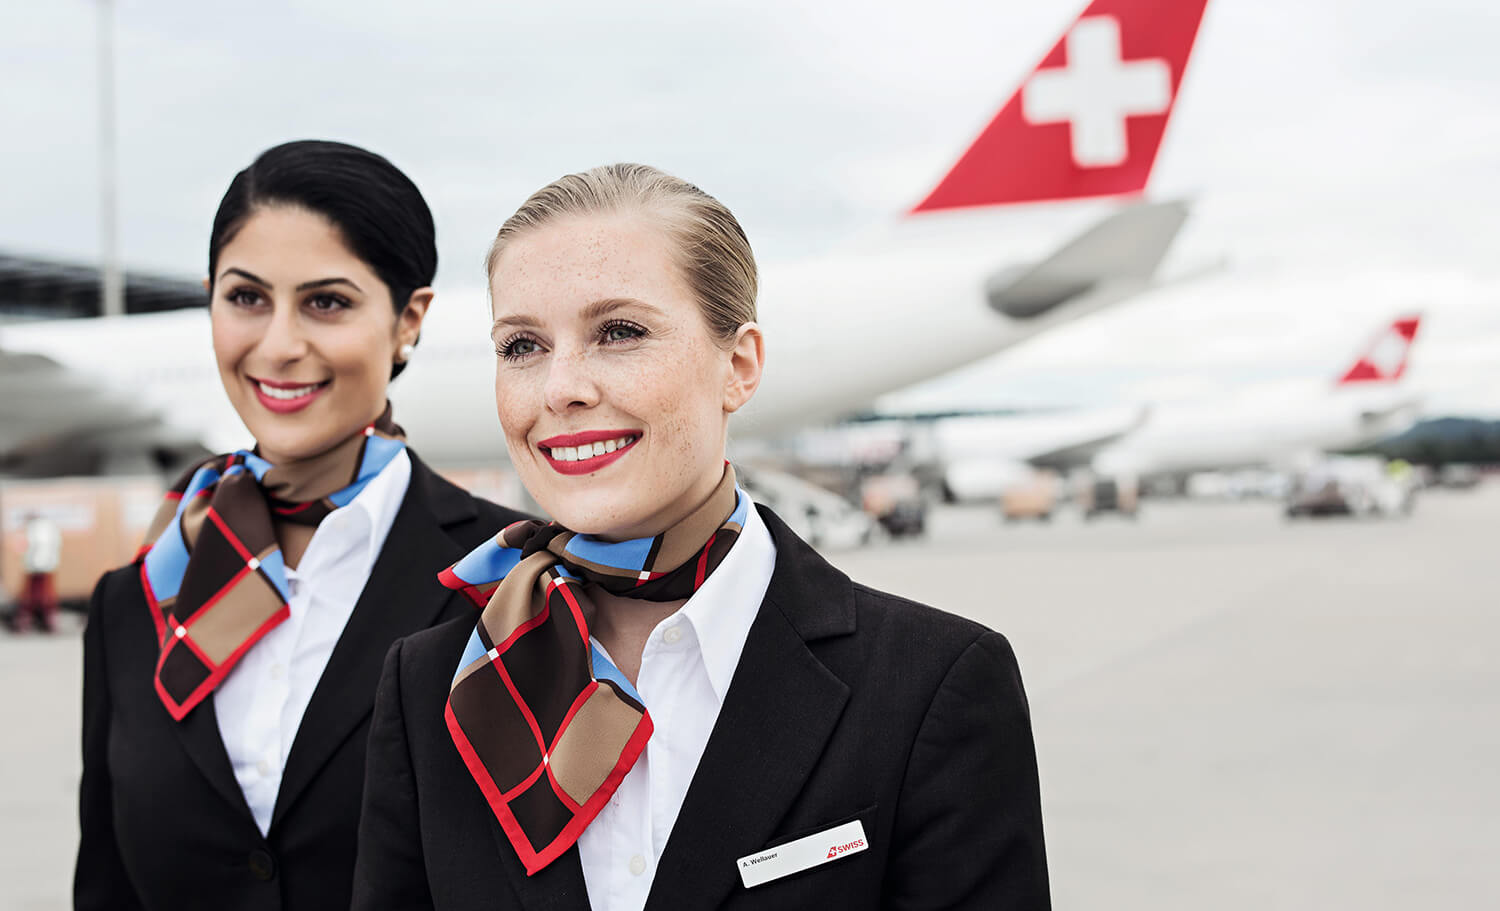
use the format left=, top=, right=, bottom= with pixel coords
left=97, top=0, right=123, bottom=318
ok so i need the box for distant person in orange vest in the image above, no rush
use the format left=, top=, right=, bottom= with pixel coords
left=11, top=511, right=61, bottom=633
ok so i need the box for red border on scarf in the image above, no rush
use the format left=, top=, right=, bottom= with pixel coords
left=448, top=698, right=653, bottom=876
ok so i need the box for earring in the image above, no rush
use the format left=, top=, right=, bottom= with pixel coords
left=397, top=342, right=416, bottom=363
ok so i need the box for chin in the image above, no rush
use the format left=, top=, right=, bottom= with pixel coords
left=544, top=493, right=652, bottom=540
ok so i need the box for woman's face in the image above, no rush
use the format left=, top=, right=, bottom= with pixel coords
left=210, top=205, right=428, bottom=464
left=489, top=212, right=762, bottom=539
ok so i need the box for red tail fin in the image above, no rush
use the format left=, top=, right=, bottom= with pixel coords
left=912, top=0, right=1210, bottom=213
left=1337, top=316, right=1422, bottom=386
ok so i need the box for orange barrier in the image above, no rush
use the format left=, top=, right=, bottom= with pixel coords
left=1, top=476, right=163, bottom=607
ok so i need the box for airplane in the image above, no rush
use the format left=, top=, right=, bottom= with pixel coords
left=930, top=404, right=1151, bottom=502
left=1090, top=313, right=1425, bottom=481
left=0, top=0, right=1211, bottom=477
left=924, top=312, right=1425, bottom=502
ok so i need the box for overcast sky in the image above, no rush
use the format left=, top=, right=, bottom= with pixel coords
left=3, top=0, right=1497, bottom=414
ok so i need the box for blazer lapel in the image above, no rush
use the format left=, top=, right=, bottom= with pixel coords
left=646, top=505, right=857, bottom=910
left=271, top=454, right=478, bottom=830
left=170, top=693, right=257, bottom=820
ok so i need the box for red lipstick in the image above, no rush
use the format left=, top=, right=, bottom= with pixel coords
left=537, top=430, right=640, bottom=476
left=250, top=376, right=329, bottom=415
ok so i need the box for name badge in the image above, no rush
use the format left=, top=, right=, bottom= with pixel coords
left=736, top=819, right=869, bottom=889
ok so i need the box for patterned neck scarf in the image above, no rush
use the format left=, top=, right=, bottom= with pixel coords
left=441, top=464, right=749, bottom=875
left=138, top=404, right=406, bottom=721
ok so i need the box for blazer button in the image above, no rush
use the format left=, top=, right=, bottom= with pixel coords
left=248, top=849, right=276, bottom=881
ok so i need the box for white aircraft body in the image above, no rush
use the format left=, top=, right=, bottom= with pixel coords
left=927, top=313, right=1424, bottom=500
left=0, top=0, right=1211, bottom=475
left=1092, top=315, right=1425, bottom=479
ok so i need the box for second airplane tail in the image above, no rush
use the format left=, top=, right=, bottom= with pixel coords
left=1337, top=315, right=1423, bottom=386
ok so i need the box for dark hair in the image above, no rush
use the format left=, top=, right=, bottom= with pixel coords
left=208, top=140, right=437, bottom=378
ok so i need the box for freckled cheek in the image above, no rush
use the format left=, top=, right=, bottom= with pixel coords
left=494, top=372, right=544, bottom=444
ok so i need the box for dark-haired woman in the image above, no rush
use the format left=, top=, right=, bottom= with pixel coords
left=74, top=140, right=531, bottom=911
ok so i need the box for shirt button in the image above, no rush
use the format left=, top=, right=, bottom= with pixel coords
left=256, top=758, right=273, bottom=777
left=628, top=854, right=647, bottom=876
left=663, top=626, right=683, bottom=645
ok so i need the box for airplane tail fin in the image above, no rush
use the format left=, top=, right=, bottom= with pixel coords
left=912, top=0, right=1211, bottom=214
left=1337, top=315, right=1422, bottom=386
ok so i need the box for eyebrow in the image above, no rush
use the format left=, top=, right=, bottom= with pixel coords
left=216, top=267, right=363, bottom=293
left=491, top=297, right=665, bottom=334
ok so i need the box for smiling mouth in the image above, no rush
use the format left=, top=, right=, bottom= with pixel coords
left=541, top=434, right=639, bottom=463
left=254, top=379, right=330, bottom=400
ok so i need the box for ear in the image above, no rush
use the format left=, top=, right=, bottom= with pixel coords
left=396, top=287, right=435, bottom=348
left=202, top=277, right=212, bottom=293
left=723, top=322, right=765, bottom=414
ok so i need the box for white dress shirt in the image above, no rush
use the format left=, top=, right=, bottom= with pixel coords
left=578, top=502, right=777, bottom=911
left=214, top=448, right=411, bottom=835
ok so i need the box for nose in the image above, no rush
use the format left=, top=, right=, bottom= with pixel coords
left=542, top=347, right=601, bottom=415
left=257, top=299, right=309, bottom=364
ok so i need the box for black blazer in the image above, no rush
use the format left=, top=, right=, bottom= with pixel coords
left=353, top=504, right=1049, bottom=910
left=74, top=451, right=531, bottom=911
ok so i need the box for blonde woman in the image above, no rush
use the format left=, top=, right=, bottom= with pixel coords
left=354, top=164, right=1048, bottom=910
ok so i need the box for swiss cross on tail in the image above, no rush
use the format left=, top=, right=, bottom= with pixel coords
left=912, top=0, right=1210, bottom=212
left=1337, top=316, right=1422, bottom=386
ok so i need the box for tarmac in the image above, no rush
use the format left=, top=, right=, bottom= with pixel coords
left=4, top=483, right=1496, bottom=909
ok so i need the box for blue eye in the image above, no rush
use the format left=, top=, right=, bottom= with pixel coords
left=600, top=320, right=646, bottom=344
left=498, top=335, right=541, bottom=361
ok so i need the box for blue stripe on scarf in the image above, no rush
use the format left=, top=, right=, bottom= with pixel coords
left=327, top=435, right=403, bottom=507
left=180, top=463, right=223, bottom=502
left=565, top=533, right=654, bottom=574
left=451, top=541, right=524, bottom=586
left=728, top=488, right=750, bottom=527
left=143, top=517, right=190, bottom=603
left=143, top=461, right=223, bottom=602
left=454, top=628, right=491, bottom=685
left=255, top=548, right=289, bottom=602
left=591, top=645, right=645, bottom=706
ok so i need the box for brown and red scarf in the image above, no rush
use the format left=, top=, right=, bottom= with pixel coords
left=137, top=405, right=406, bottom=721
left=440, top=464, right=750, bottom=874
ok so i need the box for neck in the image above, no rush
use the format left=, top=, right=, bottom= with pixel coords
left=587, top=588, right=686, bottom=687
left=596, top=460, right=728, bottom=544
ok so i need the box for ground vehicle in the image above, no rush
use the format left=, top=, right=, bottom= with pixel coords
left=1077, top=473, right=1140, bottom=519
left=1285, top=456, right=1416, bottom=518
left=1001, top=470, right=1061, bottom=522
left=739, top=466, right=876, bottom=550
left=860, top=473, right=927, bottom=538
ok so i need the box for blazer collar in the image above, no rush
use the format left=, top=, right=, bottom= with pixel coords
left=641, top=504, right=856, bottom=909
left=270, top=451, right=477, bottom=829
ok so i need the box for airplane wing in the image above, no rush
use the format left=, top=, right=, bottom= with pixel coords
left=0, top=345, right=202, bottom=476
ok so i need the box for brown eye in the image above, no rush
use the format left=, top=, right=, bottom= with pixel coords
left=306, top=293, right=351, bottom=313
left=227, top=288, right=263, bottom=308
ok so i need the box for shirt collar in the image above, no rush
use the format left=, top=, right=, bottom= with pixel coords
left=676, top=501, right=777, bottom=705
left=290, top=448, right=412, bottom=580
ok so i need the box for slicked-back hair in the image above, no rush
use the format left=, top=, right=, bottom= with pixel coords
left=486, top=163, right=757, bottom=346
left=208, top=140, right=437, bottom=378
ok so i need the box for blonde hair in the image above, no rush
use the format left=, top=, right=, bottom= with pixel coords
left=486, top=163, right=757, bottom=345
